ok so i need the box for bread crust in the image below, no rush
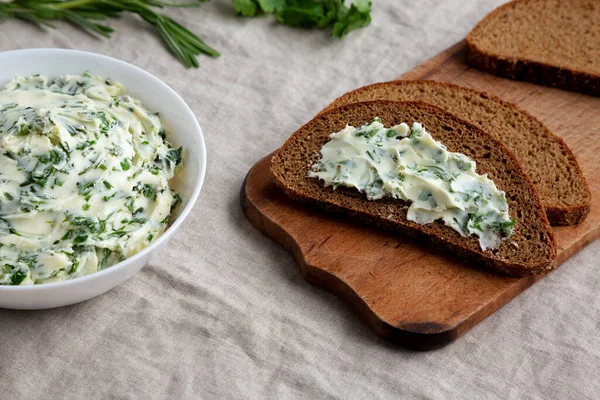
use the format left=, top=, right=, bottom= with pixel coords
left=466, top=0, right=600, bottom=96
left=271, top=100, right=558, bottom=277
left=323, top=79, right=591, bottom=226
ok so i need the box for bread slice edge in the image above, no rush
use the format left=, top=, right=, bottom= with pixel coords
left=465, top=0, right=600, bottom=96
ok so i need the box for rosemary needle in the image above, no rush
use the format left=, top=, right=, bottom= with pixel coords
left=0, top=0, right=219, bottom=68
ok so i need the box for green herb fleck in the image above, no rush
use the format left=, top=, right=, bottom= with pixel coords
left=166, top=147, right=183, bottom=166
left=78, top=180, right=95, bottom=196
left=120, top=159, right=131, bottom=171
left=73, top=233, right=88, bottom=244
left=9, top=267, right=27, bottom=285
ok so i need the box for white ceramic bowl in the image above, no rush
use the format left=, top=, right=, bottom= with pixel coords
left=0, top=49, right=206, bottom=309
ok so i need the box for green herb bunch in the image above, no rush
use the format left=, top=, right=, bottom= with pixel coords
left=233, top=0, right=372, bottom=38
left=0, top=0, right=219, bottom=68
left=0, top=0, right=372, bottom=68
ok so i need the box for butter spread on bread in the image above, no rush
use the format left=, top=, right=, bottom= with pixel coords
left=308, top=118, right=514, bottom=250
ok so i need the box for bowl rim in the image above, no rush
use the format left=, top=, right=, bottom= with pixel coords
left=0, top=48, right=206, bottom=291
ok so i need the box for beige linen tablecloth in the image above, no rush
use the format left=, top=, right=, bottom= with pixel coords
left=2, top=1, right=600, bottom=398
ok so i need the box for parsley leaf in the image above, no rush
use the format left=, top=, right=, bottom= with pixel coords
left=331, top=0, right=372, bottom=38
left=233, top=0, right=259, bottom=16
left=261, top=0, right=286, bottom=13
left=233, top=0, right=286, bottom=15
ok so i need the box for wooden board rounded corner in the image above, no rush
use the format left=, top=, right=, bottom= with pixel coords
left=241, top=154, right=533, bottom=350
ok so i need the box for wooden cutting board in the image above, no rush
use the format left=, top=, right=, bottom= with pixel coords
left=241, top=41, right=600, bottom=350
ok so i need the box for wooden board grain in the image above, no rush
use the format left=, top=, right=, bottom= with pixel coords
left=241, top=41, right=600, bottom=350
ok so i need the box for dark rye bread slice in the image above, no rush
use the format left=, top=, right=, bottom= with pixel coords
left=271, top=101, right=557, bottom=277
left=466, top=0, right=600, bottom=96
left=323, top=80, right=590, bottom=226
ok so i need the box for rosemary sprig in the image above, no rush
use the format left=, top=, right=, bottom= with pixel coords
left=0, top=0, right=220, bottom=68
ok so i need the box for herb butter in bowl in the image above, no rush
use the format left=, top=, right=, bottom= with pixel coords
left=0, top=49, right=206, bottom=309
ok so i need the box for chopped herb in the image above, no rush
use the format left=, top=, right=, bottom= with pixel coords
left=120, top=158, right=131, bottom=171
left=66, top=215, right=105, bottom=234
left=125, top=197, right=136, bottom=213
left=75, top=140, right=96, bottom=150
left=100, top=248, right=112, bottom=269
left=69, top=260, right=80, bottom=275
left=103, top=193, right=117, bottom=202
left=77, top=180, right=95, bottom=196
left=73, top=233, right=88, bottom=244
left=110, top=230, right=128, bottom=238
left=171, top=193, right=182, bottom=211
left=78, top=165, right=93, bottom=176
left=166, top=147, right=183, bottom=166
left=409, top=125, right=422, bottom=138
left=356, top=128, right=378, bottom=139
left=138, top=183, right=157, bottom=200
left=122, top=217, right=147, bottom=225
left=108, top=146, right=123, bottom=157
left=96, top=111, right=112, bottom=135
left=38, top=149, right=65, bottom=164
left=468, top=213, right=486, bottom=232
left=9, top=267, right=27, bottom=285
left=491, top=219, right=516, bottom=236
